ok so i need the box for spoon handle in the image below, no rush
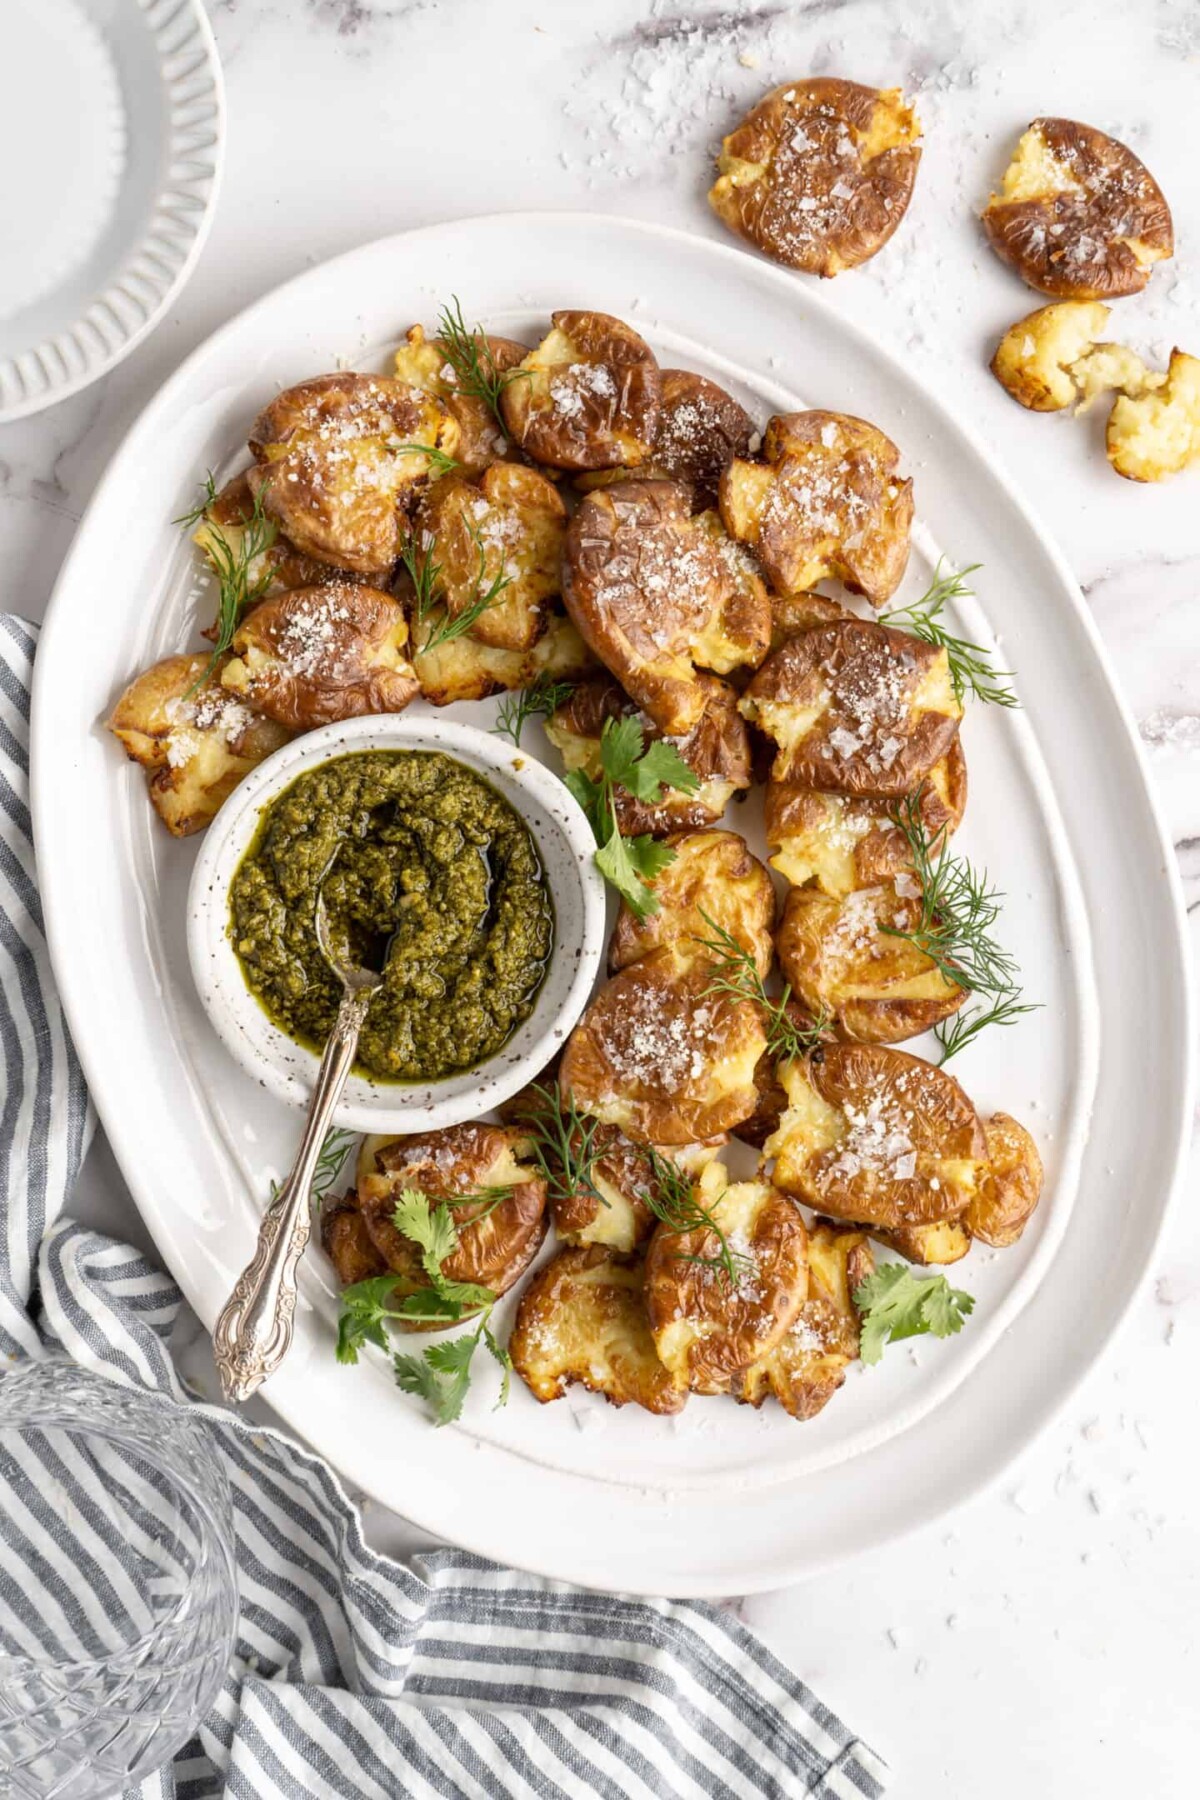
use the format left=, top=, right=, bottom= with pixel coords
left=212, top=985, right=373, bottom=1403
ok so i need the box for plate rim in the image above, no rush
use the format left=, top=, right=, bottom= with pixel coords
left=31, top=210, right=1196, bottom=1593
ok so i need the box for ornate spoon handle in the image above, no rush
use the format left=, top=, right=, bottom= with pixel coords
left=212, top=985, right=373, bottom=1403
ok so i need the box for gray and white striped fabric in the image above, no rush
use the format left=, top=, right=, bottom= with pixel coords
left=0, top=616, right=889, bottom=1800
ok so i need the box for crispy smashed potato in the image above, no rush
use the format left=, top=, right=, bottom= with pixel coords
left=1107, top=349, right=1200, bottom=482
left=734, top=1222, right=873, bottom=1418
left=709, top=78, right=921, bottom=276
left=982, top=118, right=1173, bottom=300
left=609, top=829, right=776, bottom=980
left=198, top=472, right=372, bottom=597
left=560, top=951, right=767, bottom=1145
left=720, top=411, right=913, bottom=604
left=220, top=584, right=419, bottom=729
left=964, top=1112, right=1044, bottom=1248
left=412, top=609, right=594, bottom=706
left=510, top=1246, right=685, bottom=1413
left=741, top=619, right=961, bottom=797
left=414, top=462, right=566, bottom=651
left=766, top=1043, right=986, bottom=1227
left=990, top=301, right=1166, bottom=414
left=108, top=654, right=290, bottom=837
left=392, top=322, right=528, bottom=475
left=322, top=1198, right=386, bottom=1286
left=545, top=673, right=751, bottom=835
left=575, top=370, right=756, bottom=505
left=248, top=373, right=457, bottom=573
left=645, top=1163, right=808, bottom=1394
left=564, top=480, right=770, bottom=735
left=871, top=1215, right=972, bottom=1266
left=767, top=587, right=853, bottom=651
left=500, top=311, right=661, bottom=471
left=775, top=882, right=965, bottom=1044
left=765, top=743, right=967, bottom=895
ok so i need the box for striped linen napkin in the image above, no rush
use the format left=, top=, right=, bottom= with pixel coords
left=0, top=615, right=889, bottom=1800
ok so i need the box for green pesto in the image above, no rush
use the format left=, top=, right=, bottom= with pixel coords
left=229, top=750, right=553, bottom=1082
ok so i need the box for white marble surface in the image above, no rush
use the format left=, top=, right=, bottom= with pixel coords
left=6, top=1, right=1199, bottom=1793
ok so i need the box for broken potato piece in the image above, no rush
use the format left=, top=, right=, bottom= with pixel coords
left=765, top=742, right=967, bottom=896
left=609, top=828, right=776, bottom=981
left=560, top=950, right=767, bottom=1145
left=766, top=1042, right=986, bottom=1228
left=108, top=654, right=290, bottom=838
left=645, top=1162, right=809, bottom=1395
left=247, top=373, right=457, bottom=574
left=1107, top=349, right=1200, bottom=483
left=563, top=480, right=770, bottom=736
left=734, top=1221, right=874, bottom=1419
left=411, top=608, right=593, bottom=706
left=500, top=311, right=661, bottom=472
left=414, top=462, right=566, bottom=651
left=964, top=1112, right=1044, bottom=1249
left=982, top=117, right=1173, bottom=301
left=990, top=301, right=1164, bottom=413
left=719, top=411, right=913, bottom=604
left=220, top=584, right=419, bottom=730
left=741, top=618, right=961, bottom=798
left=545, top=673, right=751, bottom=836
left=709, top=78, right=921, bottom=277
left=392, top=321, right=528, bottom=475
left=510, top=1247, right=685, bottom=1414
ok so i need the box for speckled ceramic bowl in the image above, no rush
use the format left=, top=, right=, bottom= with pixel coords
left=186, top=714, right=607, bottom=1132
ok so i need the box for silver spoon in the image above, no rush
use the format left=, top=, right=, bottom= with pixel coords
left=212, top=884, right=383, bottom=1404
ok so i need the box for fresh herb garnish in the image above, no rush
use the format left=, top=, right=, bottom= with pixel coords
left=393, top=443, right=460, bottom=478
left=880, top=561, right=1017, bottom=708
left=181, top=472, right=278, bottom=694
left=692, top=909, right=831, bottom=1063
left=173, top=471, right=219, bottom=530
left=854, top=1263, right=975, bottom=1365
left=436, top=295, right=530, bottom=427
left=404, top=515, right=513, bottom=655
left=492, top=676, right=578, bottom=747
left=636, top=1146, right=748, bottom=1286
left=520, top=1083, right=608, bottom=1212
left=933, top=994, right=1041, bottom=1066
left=312, top=1128, right=357, bottom=1203
left=564, top=715, right=699, bottom=919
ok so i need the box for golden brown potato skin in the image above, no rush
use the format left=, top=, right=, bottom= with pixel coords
left=393, top=323, right=528, bottom=476
left=248, top=373, right=456, bottom=573
left=964, top=1112, right=1044, bottom=1248
left=414, top=461, right=566, bottom=651
left=560, top=951, right=767, bottom=1145
left=719, top=411, right=913, bottom=604
left=510, top=1246, right=686, bottom=1414
left=321, top=1199, right=387, bottom=1286
left=220, top=584, right=419, bottom=730
left=500, top=311, right=662, bottom=471
left=201, top=472, right=373, bottom=598
left=768, top=1043, right=987, bottom=1228
left=411, top=610, right=594, bottom=706
left=546, top=673, right=751, bottom=836
left=871, top=1216, right=972, bottom=1266
left=734, top=1221, right=874, bottom=1418
left=982, top=118, right=1173, bottom=301
left=108, top=654, right=290, bottom=837
left=609, top=829, right=776, bottom=981
left=710, top=79, right=921, bottom=276
left=742, top=619, right=961, bottom=798
left=650, top=370, right=756, bottom=503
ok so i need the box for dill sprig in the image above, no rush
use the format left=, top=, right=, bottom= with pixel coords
left=520, top=1084, right=608, bottom=1212
left=880, top=561, right=1018, bottom=708
left=881, top=794, right=1022, bottom=998
left=404, top=516, right=513, bottom=655
left=493, top=676, right=577, bottom=747
left=173, top=471, right=219, bottom=530
left=181, top=472, right=278, bottom=695
left=392, top=442, right=459, bottom=478
left=312, top=1128, right=357, bottom=1202
left=436, top=295, right=530, bottom=427
left=933, top=995, right=1040, bottom=1066
left=637, top=1147, right=748, bottom=1286
left=693, top=910, right=831, bottom=1063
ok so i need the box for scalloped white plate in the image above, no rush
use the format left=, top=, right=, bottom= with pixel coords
left=0, top=0, right=223, bottom=422
left=31, top=216, right=1194, bottom=1595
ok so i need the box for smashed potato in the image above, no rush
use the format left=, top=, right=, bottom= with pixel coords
left=220, top=584, right=419, bottom=730
left=709, top=79, right=921, bottom=277
left=609, top=828, right=776, bottom=981
left=775, top=882, right=965, bottom=1044
left=575, top=369, right=756, bottom=505
left=392, top=322, right=528, bottom=475
left=322, top=1198, right=386, bottom=1286
left=564, top=480, right=770, bottom=735
left=719, top=411, right=913, bottom=604
left=500, top=311, right=661, bottom=471
left=871, top=1215, right=972, bottom=1267
left=248, top=373, right=457, bottom=573
left=108, top=654, right=290, bottom=837
left=1107, top=349, right=1200, bottom=482
left=982, top=118, right=1173, bottom=300
left=990, top=301, right=1164, bottom=414
left=964, top=1112, right=1044, bottom=1249
left=198, top=472, right=371, bottom=597
left=510, top=1247, right=685, bottom=1413
left=411, top=609, right=594, bottom=706
left=545, top=673, right=751, bottom=835
left=560, top=951, right=767, bottom=1145
left=414, top=462, right=566, bottom=651
left=741, top=619, right=961, bottom=797
left=766, top=1043, right=986, bottom=1228
left=645, top=1163, right=808, bottom=1394
left=734, top=1222, right=873, bottom=1418
left=767, top=587, right=852, bottom=652
left=765, top=743, right=967, bottom=895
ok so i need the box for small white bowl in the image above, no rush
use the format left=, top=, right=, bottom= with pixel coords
left=186, top=714, right=607, bottom=1133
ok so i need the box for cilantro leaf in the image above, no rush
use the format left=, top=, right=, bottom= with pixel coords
left=391, top=1188, right=460, bottom=1290
left=853, top=1264, right=975, bottom=1366
left=422, top=1334, right=478, bottom=1425
left=628, top=738, right=700, bottom=802
left=563, top=768, right=605, bottom=835
left=597, top=714, right=646, bottom=790
left=335, top=1274, right=412, bottom=1365
left=392, top=1351, right=446, bottom=1410
left=595, top=827, right=658, bottom=919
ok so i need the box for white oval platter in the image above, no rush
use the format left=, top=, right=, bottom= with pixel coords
left=31, top=215, right=1193, bottom=1596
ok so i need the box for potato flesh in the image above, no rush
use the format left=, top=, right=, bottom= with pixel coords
left=994, top=128, right=1085, bottom=203
left=1108, top=351, right=1200, bottom=481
